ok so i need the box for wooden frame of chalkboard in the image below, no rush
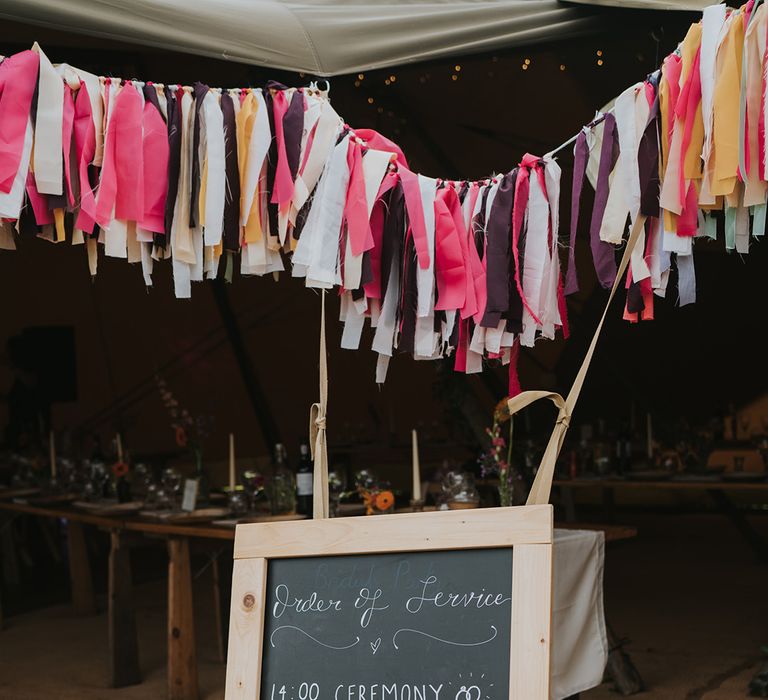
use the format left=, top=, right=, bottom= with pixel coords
left=225, top=505, right=553, bottom=700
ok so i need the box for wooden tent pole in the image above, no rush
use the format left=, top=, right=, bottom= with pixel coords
left=211, top=280, right=281, bottom=448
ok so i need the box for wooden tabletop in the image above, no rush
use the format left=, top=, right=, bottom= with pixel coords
left=553, top=478, right=768, bottom=491
left=0, top=499, right=637, bottom=544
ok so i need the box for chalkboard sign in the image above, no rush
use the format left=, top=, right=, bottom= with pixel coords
left=263, top=548, right=512, bottom=700
left=226, top=506, right=553, bottom=700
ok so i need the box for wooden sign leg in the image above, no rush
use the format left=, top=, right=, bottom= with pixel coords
left=168, top=537, right=199, bottom=700
left=509, top=543, right=552, bottom=700
left=108, top=530, right=141, bottom=687
left=66, top=520, right=96, bottom=616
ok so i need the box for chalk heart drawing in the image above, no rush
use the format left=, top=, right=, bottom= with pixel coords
left=370, top=638, right=382, bottom=655
left=454, top=686, right=482, bottom=700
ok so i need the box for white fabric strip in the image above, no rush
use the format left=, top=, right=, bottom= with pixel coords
left=520, top=169, right=549, bottom=347
left=372, top=254, right=400, bottom=356
left=32, top=43, right=64, bottom=195
left=540, top=158, right=563, bottom=339
left=292, top=103, right=343, bottom=221
left=105, top=219, right=128, bottom=258
left=302, top=134, right=352, bottom=288
left=0, top=120, right=32, bottom=219
left=700, top=4, right=727, bottom=205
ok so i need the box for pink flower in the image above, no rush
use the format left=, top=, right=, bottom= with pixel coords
left=492, top=437, right=506, bottom=447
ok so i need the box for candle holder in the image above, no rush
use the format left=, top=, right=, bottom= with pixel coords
left=409, top=499, right=425, bottom=512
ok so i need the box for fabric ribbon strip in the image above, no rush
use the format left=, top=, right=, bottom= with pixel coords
left=310, top=290, right=330, bottom=519
left=513, top=213, right=647, bottom=506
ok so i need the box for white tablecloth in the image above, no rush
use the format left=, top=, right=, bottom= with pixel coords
left=552, top=529, right=608, bottom=699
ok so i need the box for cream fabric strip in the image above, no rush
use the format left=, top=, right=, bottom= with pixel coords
left=241, top=89, right=270, bottom=226
left=310, top=291, right=329, bottom=520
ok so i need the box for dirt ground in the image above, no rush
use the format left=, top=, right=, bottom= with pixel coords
left=0, top=512, right=765, bottom=700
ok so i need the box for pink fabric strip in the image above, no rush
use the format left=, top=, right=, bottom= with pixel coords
left=0, top=50, right=39, bottom=194
left=760, top=20, right=768, bottom=180
left=433, top=188, right=466, bottom=311
left=454, top=319, right=468, bottom=373
left=113, top=83, right=144, bottom=222
left=96, top=82, right=146, bottom=227
left=344, top=140, right=373, bottom=255
left=663, top=55, right=683, bottom=152
left=363, top=172, right=398, bottom=300
left=139, top=98, right=169, bottom=233
left=94, top=81, right=119, bottom=228
left=74, top=83, right=97, bottom=234
left=399, top=167, right=430, bottom=270
left=270, top=90, right=294, bottom=205
left=25, top=172, right=54, bottom=226
left=677, top=48, right=702, bottom=202
left=677, top=181, right=699, bottom=236
left=443, top=185, right=477, bottom=318
left=62, top=86, right=76, bottom=207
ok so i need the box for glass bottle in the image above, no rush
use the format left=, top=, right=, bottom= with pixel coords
left=296, top=442, right=314, bottom=518
left=269, top=443, right=296, bottom=515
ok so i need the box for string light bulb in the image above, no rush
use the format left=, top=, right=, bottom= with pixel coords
left=560, top=64, right=566, bottom=71
left=367, top=97, right=374, bottom=104
left=385, top=78, right=391, bottom=85
left=389, top=74, right=396, bottom=82
left=354, top=80, right=361, bottom=87
left=524, top=58, right=531, bottom=65
left=522, top=64, right=528, bottom=71
left=596, top=50, right=603, bottom=57
left=358, top=73, right=365, bottom=80
left=455, top=64, right=462, bottom=72
left=597, top=59, right=604, bottom=66
left=451, top=74, right=458, bottom=81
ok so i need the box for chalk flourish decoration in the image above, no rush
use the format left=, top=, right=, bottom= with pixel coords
left=270, top=625, right=360, bottom=650
left=392, top=625, right=498, bottom=650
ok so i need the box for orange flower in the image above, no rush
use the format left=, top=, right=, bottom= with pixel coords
left=494, top=397, right=512, bottom=424
left=361, top=489, right=376, bottom=515
left=375, top=490, right=394, bottom=511
left=112, top=461, right=129, bottom=478
left=175, top=426, right=188, bottom=448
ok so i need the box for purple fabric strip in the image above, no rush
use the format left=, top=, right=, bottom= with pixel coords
left=564, top=130, right=588, bottom=295
left=588, top=113, right=619, bottom=289
left=480, top=170, right=516, bottom=329
left=220, top=92, right=241, bottom=252
left=283, top=90, right=304, bottom=182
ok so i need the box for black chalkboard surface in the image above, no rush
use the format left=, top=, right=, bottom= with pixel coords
left=261, top=548, right=513, bottom=700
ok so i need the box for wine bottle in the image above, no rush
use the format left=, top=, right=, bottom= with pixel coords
left=296, top=442, right=314, bottom=517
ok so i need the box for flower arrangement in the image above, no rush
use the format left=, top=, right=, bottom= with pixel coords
left=354, top=469, right=396, bottom=515
left=479, top=397, right=515, bottom=507
left=156, top=374, right=213, bottom=476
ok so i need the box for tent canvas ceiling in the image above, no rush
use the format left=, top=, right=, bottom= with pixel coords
left=0, top=0, right=699, bottom=76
